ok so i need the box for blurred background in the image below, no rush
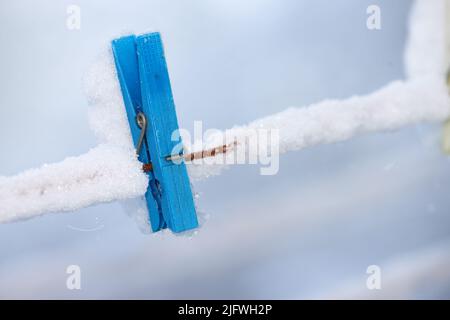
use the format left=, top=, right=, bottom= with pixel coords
left=1, top=0, right=450, bottom=299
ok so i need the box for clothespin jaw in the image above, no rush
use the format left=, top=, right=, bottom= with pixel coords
left=112, top=33, right=198, bottom=233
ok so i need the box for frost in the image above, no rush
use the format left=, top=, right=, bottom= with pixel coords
left=0, top=0, right=448, bottom=224
left=0, top=50, right=148, bottom=223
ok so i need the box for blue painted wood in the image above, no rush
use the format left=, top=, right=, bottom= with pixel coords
left=136, top=33, right=198, bottom=233
left=112, top=35, right=166, bottom=232
left=112, top=33, right=198, bottom=233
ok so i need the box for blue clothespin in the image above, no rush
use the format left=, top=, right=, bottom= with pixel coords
left=112, top=32, right=198, bottom=233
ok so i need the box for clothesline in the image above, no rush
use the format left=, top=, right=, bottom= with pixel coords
left=0, top=0, right=448, bottom=224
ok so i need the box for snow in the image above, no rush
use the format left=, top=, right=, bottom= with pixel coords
left=0, top=0, right=448, bottom=224
left=188, top=0, right=450, bottom=179
left=0, top=51, right=148, bottom=223
left=188, top=77, right=450, bottom=179
left=404, top=0, right=447, bottom=79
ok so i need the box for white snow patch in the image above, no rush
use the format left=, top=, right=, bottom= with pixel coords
left=0, top=50, right=148, bottom=223
left=0, top=0, right=448, bottom=224
left=188, top=0, right=450, bottom=179
left=405, top=0, right=447, bottom=78
left=188, top=76, right=450, bottom=179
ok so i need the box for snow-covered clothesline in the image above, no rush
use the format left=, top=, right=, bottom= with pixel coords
left=0, top=0, right=449, bottom=224
left=187, top=76, right=450, bottom=179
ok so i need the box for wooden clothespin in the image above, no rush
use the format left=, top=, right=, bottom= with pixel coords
left=112, top=33, right=198, bottom=233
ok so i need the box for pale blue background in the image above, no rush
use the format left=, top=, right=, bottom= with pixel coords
left=1, top=0, right=450, bottom=299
